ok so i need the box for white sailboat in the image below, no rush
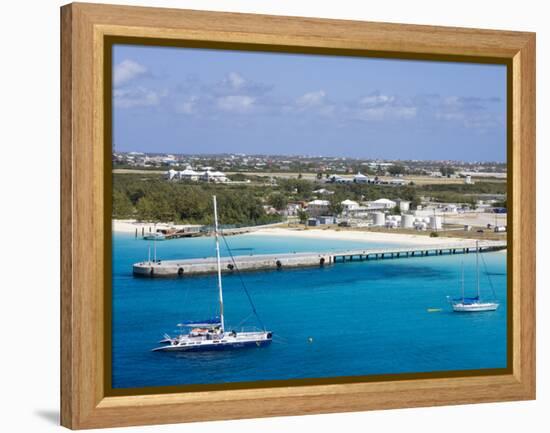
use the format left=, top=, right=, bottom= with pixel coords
left=447, top=240, right=499, bottom=312
left=153, top=195, right=272, bottom=352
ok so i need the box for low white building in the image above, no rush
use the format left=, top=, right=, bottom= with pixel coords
left=165, top=169, right=179, bottom=180
left=341, top=199, right=360, bottom=212
left=282, top=202, right=303, bottom=217
left=369, top=198, right=397, bottom=210
left=389, top=178, right=406, bottom=186
left=328, top=174, right=351, bottom=184
left=314, top=188, right=334, bottom=196
left=443, top=204, right=459, bottom=213
left=307, top=199, right=330, bottom=216
left=353, top=172, right=369, bottom=184
left=179, top=167, right=200, bottom=181
left=201, top=170, right=229, bottom=183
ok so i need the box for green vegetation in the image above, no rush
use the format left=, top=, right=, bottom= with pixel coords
left=419, top=182, right=506, bottom=195
left=268, top=192, right=288, bottom=211
left=493, top=198, right=507, bottom=208
left=389, top=205, right=401, bottom=215
left=112, top=171, right=507, bottom=225
left=439, top=166, right=456, bottom=177
left=419, top=182, right=505, bottom=205
left=388, top=164, right=406, bottom=176
left=328, top=195, right=344, bottom=216
left=112, top=173, right=282, bottom=225
left=278, top=178, right=314, bottom=200
left=297, top=209, right=308, bottom=224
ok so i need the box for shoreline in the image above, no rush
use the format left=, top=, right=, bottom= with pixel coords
left=113, top=220, right=506, bottom=250
left=243, top=227, right=483, bottom=247
left=112, top=219, right=201, bottom=234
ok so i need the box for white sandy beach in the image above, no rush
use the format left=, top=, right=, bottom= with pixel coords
left=113, top=220, right=505, bottom=250
left=112, top=219, right=201, bottom=234
left=245, top=227, right=484, bottom=247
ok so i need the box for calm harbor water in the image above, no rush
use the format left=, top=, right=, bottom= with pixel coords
left=112, top=232, right=507, bottom=389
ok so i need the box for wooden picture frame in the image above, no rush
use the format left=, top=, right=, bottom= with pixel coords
left=61, top=2, right=535, bottom=429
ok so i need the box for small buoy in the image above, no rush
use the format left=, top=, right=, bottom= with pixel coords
left=307, top=337, right=314, bottom=343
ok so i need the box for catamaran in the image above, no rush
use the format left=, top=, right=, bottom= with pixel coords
left=447, top=240, right=499, bottom=312
left=152, top=195, right=272, bottom=352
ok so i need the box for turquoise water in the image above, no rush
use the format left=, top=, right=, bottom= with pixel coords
left=112, top=232, right=507, bottom=389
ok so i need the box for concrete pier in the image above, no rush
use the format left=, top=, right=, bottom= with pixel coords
left=132, top=240, right=507, bottom=278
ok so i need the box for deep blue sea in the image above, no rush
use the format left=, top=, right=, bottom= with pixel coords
left=112, top=232, right=507, bottom=389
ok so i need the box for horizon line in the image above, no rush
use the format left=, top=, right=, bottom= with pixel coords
left=113, top=150, right=506, bottom=165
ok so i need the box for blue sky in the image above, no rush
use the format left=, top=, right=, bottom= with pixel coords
left=113, top=44, right=507, bottom=162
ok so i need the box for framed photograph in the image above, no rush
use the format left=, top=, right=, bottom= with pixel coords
left=61, top=3, right=535, bottom=429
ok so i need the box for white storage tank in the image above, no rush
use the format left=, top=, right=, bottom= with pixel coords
left=416, top=222, right=427, bottom=231
left=402, top=214, right=415, bottom=228
left=429, top=215, right=442, bottom=230
left=398, top=200, right=410, bottom=212
left=385, top=220, right=398, bottom=228
left=373, top=212, right=385, bottom=226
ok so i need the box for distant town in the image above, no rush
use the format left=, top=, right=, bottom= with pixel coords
left=112, top=151, right=507, bottom=240
left=113, top=151, right=506, bottom=177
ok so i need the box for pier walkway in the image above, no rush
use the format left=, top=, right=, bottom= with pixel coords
left=133, top=240, right=507, bottom=277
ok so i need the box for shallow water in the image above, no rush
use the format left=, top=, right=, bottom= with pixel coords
left=112, top=232, right=507, bottom=389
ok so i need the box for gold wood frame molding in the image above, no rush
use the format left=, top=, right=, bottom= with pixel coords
left=61, top=2, right=535, bottom=429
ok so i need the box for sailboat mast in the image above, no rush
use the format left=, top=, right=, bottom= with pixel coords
left=213, top=196, right=225, bottom=332
left=461, top=260, right=465, bottom=300
left=476, top=240, right=480, bottom=298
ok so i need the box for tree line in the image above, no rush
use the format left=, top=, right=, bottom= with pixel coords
left=113, top=173, right=506, bottom=224
left=112, top=174, right=282, bottom=225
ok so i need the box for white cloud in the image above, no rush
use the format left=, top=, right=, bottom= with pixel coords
left=216, top=95, right=255, bottom=113
left=283, top=90, right=336, bottom=117
left=433, top=95, right=503, bottom=130
left=212, top=72, right=271, bottom=98
left=356, top=106, right=417, bottom=121
left=295, top=90, right=326, bottom=108
left=226, top=72, right=245, bottom=89
left=176, top=96, right=199, bottom=115
left=359, top=94, right=395, bottom=106
left=114, top=60, right=147, bottom=87
left=352, top=92, right=417, bottom=121
left=114, top=87, right=161, bottom=108
left=110, top=66, right=499, bottom=132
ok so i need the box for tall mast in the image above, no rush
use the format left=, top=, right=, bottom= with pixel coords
left=461, top=260, right=465, bottom=301
left=213, top=196, right=225, bottom=332
left=476, top=240, right=480, bottom=298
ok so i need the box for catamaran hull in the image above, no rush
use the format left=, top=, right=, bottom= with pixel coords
left=153, top=339, right=272, bottom=352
